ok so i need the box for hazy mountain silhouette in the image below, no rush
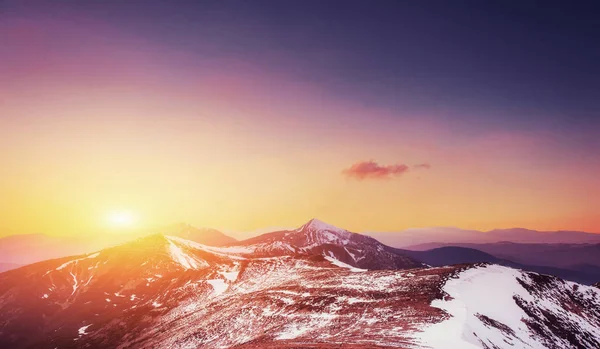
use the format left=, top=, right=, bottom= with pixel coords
left=368, top=227, right=600, bottom=247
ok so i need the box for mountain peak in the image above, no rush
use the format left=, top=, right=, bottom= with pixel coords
left=299, top=218, right=348, bottom=234
left=155, top=223, right=237, bottom=246
left=194, top=218, right=423, bottom=270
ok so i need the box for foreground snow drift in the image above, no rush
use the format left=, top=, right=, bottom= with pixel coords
left=417, top=264, right=600, bottom=349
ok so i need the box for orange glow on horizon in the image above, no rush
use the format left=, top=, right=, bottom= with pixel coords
left=1, top=16, right=599, bottom=238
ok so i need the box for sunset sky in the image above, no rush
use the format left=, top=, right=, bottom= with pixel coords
left=1, top=1, right=599, bottom=238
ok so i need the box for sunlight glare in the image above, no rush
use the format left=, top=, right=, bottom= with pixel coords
left=106, top=210, right=137, bottom=228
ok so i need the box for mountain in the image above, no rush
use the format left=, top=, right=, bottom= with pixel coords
left=223, top=218, right=424, bottom=269
left=368, top=227, right=600, bottom=247
left=416, top=264, right=600, bottom=349
left=0, top=225, right=236, bottom=268
left=0, top=232, right=598, bottom=348
left=407, top=242, right=600, bottom=269
left=153, top=223, right=237, bottom=246
left=0, top=234, right=244, bottom=348
left=487, top=228, right=600, bottom=244
left=397, top=246, right=501, bottom=266
left=393, top=246, right=600, bottom=285
left=367, top=227, right=483, bottom=247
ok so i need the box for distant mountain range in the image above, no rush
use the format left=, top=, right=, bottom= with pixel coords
left=405, top=241, right=600, bottom=269
left=393, top=246, right=600, bottom=285
left=1, top=219, right=599, bottom=348
left=367, top=226, right=600, bottom=247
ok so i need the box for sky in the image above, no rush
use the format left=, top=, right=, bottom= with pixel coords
left=1, top=0, right=599, bottom=238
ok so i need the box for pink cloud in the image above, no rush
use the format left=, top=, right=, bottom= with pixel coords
left=342, top=160, right=409, bottom=180
left=414, top=163, right=431, bottom=169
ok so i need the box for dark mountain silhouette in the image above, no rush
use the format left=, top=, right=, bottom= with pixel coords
left=406, top=242, right=600, bottom=269
left=398, top=246, right=500, bottom=266
left=391, top=246, right=600, bottom=285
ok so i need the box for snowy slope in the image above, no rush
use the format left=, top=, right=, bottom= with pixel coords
left=417, top=264, right=600, bottom=349
left=223, top=218, right=424, bottom=270
left=0, top=234, right=245, bottom=348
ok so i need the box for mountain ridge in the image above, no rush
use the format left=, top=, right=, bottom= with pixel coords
left=1, top=232, right=599, bottom=348
left=367, top=226, right=600, bottom=247
left=0, top=224, right=237, bottom=269
left=392, top=246, right=600, bottom=285
left=222, top=218, right=424, bottom=270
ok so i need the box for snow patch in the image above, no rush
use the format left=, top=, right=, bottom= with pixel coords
left=324, top=256, right=366, bottom=272
left=218, top=270, right=239, bottom=282
left=56, top=260, right=76, bottom=271
left=69, top=272, right=79, bottom=295
left=166, top=238, right=208, bottom=270
left=417, top=265, right=548, bottom=349
left=344, top=247, right=358, bottom=261
left=83, top=275, right=94, bottom=287
left=207, top=279, right=228, bottom=296
left=78, top=324, right=92, bottom=336
left=302, top=218, right=347, bottom=235
left=166, top=235, right=253, bottom=256
left=55, top=252, right=100, bottom=272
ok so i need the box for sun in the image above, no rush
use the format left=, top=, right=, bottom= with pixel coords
left=106, top=210, right=138, bottom=229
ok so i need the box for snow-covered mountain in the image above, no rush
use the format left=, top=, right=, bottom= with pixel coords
left=222, top=218, right=424, bottom=269
left=1, top=223, right=599, bottom=348
left=0, top=225, right=236, bottom=268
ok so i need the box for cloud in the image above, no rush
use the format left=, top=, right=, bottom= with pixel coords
left=342, top=160, right=410, bottom=180
left=414, top=163, right=431, bottom=169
